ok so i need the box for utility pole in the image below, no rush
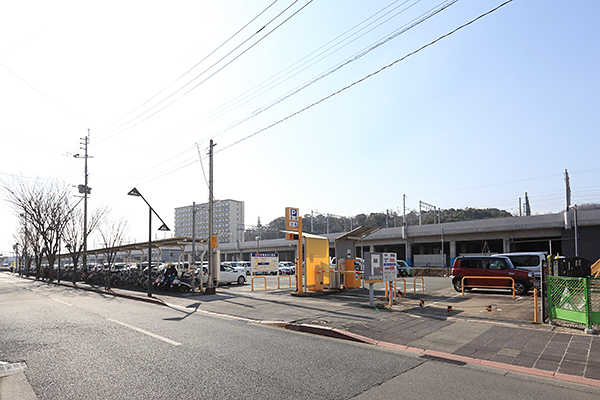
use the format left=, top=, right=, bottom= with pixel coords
left=564, top=169, right=571, bottom=211
left=441, top=226, right=444, bottom=269
left=403, top=194, right=407, bottom=227
left=524, top=192, right=531, bottom=216
left=207, top=140, right=216, bottom=294
left=192, top=201, right=196, bottom=291
left=74, top=129, right=91, bottom=284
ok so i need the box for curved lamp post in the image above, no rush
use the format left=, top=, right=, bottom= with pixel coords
left=128, top=188, right=170, bottom=297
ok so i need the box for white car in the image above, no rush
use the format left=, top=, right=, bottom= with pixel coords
left=279, top=261, right=295, bottom=274
left=218, top=264, right=246, bottom=285
left=278, top=263, right=293, bottom=275
left=222, top=261, right=247, bottom=275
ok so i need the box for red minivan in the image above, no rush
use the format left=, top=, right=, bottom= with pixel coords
left=451, top=256, right=536, bottom=295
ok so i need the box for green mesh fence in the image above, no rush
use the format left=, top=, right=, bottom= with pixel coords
left=547, top=276, right=599, bottom=330
left=591, top=278, right=600, bottom=328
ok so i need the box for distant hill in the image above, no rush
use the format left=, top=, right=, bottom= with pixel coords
left=432, top=207, right=513, bottom=223
left=244, top=207, right=514, bottom=240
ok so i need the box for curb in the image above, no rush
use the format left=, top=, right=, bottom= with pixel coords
left=19, top=275, right=168, bottom=306
left=57, top=282, right=168, bottom=306
left=285, top=323, right=600, bottom=389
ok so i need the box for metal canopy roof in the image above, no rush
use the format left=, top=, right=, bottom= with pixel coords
left=335, top=226, right=380, bottom=242
left=84, top=237, right=206, bottom=255
left=280, top=230, right=328, bottom=240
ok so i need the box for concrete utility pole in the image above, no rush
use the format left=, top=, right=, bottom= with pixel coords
left=207, top=140, right=216, bottom=294
left=74, top=129, right=91, bottom=283
left=565, top=169, right=571, bottom=210
left=403, top=194, right=407, bottom=227
left=524, top=192, right=531, bottom=216
left=192, top=201, right=196, bottom=291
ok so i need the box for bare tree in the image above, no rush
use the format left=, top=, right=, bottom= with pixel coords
left=63, top=204, right=107, bottom=272
left=15, top=215, right=41, bottom=277
left=4, top=178, right=72, bottom=281
left=97, top=217, right=129, bottom=289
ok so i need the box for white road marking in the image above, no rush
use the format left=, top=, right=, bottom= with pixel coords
left=51, top=297, right=72, bottom=307
left=107, top=318, right=181, bottom=346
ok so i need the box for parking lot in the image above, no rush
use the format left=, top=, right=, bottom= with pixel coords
left=218, top=275, right=541, bottom=325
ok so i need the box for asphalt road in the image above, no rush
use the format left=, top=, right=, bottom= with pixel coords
left=1, top=273, right=598, bottom=399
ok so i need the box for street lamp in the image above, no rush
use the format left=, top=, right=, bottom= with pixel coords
left=128, top=187, right=170, bottom=297
left=569, top=204, right=578, bottom=257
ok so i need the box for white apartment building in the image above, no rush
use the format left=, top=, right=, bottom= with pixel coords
left=174, top=200, right=244, bottom=244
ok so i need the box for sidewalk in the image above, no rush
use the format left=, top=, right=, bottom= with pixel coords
left=21, top=275, right=600, bottom=388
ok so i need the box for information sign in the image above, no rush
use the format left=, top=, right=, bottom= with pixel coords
left=382, top=252, right=397, bottom=282
left=251, top=252, right=279, bottom=275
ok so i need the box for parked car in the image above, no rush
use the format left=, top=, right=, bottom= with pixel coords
left=451, top=256, right=535, bottom=295
left=396, top=260, right=413, bottom=277
left=493, top=252, right=546, bottom=279
left=221, top=262, right=246, bottom=276
left=278, top=263, right=293, bottom=275
left=218, top=264, right=246, bottom=285
left=279, top=261, right=295, bottom=274
left=238, top=261, right=252, bottom=275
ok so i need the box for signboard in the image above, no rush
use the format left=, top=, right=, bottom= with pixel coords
left=363, top=252, right=397, bottom=282
left=285, top=207, right=299, bottom=231
left=210, top=235, right=218, bottom=249
left=364, top=252, right=382, bottom=281
left=251, top=252, right=279, bottom=275
left=382, top=252, right=397, bottom=282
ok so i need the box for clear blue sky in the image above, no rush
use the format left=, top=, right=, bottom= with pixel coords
left=1, top=0, right=599, bottom=254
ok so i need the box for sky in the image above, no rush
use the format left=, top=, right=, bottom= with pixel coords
left=1, top=0, right=599, bottom=255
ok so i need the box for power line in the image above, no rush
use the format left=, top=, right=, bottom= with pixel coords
left=109, top=0, right=506, bottom=188
left=96, top=1, right=312, bottom=144
left=96, top=0, right=280, bottom=138
left=176, top=0, right=426, bottom=141
left=97, top=0, right=444, bottom=183
left=203, top=0, right=457, bottom=145
left=217, top=0, right=514, bottom=153
left=0, top=61, right=94, bottom=128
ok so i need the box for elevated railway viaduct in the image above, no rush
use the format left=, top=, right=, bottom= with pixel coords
left=218, top=210, right=600, bottom=267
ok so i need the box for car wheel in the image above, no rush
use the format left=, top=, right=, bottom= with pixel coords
left=514, top=280, right=528, bottom=296
left=237, top=275, right=245, bottom=285
left=452, top=277, right=463, bottom=292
